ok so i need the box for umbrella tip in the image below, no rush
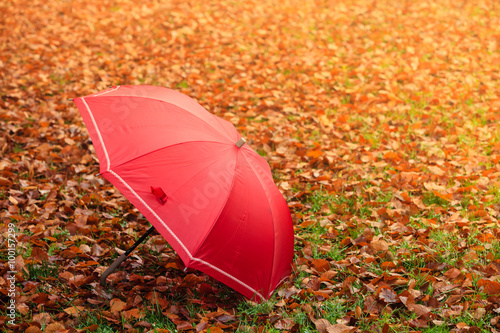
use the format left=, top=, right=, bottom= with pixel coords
left=68, top=98, right=73, bottom=101
left=236, top=138, right=246, bottom=148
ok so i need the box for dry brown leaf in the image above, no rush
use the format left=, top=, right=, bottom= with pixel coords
left=314, top=319, right=333, bottom=333
left=410, top=304, right=431, bottom=317
left=371, top=239, right=389, bottom=252
left=479, top=280, right=500, bottom=295
left=379, top=288, right=398, bottom=303
left=45, top=322, right=65, bottom=333
left=311, top=258, right=331, bottom=273
left=444, top=268, right=462, bottom=279
left=25, top=326, right=43, bottom=333
left=122, top=308, right=142, bottom=320
left=32, top=312, right=52, bottom=325
left=110, top=298, right=127, bottom=313
left=326, top=324, right=356, bottom=333
left=63, top=306, right=84, bottom=317
left=274, top=318, right=295, bottom=330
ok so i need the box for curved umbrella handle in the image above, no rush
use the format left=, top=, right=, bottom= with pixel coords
left=100, top=253, right=128, bottom=286
left=100, top=226, right=156, bottom=286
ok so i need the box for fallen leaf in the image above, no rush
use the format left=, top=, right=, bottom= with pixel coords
left=315, top=319, right=333, bottom=333
left=371, top=239, right=389, bottom=252
left=45, top=322, right=65, bottom=333
left=274, top=318, right=295, bottom=330
left=25, top=327, right=43, bottom=333
left=123, top=308, right=142, bottom=320
left=379, top=288, right=398, bottom=303
left=326, top=324, right=355, bottom=333
left=479, top=280, right=500, bottom=295
left=110, top=298, right=127, bottom=313
left=311, top=258, right=331, bottom=273
left=64, top=306, right=84, bottom=317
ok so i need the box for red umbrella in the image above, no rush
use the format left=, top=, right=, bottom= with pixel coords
left=73, top=85, right=294, bottom=301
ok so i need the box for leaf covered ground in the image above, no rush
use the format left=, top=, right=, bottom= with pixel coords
left=1, top=0, right=500, bottom=332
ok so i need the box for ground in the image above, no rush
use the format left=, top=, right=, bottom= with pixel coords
left=1, top=0, right=500, bottom=332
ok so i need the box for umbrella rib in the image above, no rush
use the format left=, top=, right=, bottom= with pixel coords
left=107, top=169, right=265, bottom=301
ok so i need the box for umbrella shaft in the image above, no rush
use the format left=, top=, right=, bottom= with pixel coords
left=124, top=226, right=155, bottom=256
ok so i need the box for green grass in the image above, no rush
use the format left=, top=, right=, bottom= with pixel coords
left=427, top=229, right=463, bottom=266
left=237, top=299, right=278, bottom=331
left=73, top=308, right=118, bottom=333
left=320, top=298, right=349, bottom=324
left=238, top=180, right=499, bottom=332
left=176, top=80, right=189, bottom=89
left=422, top=192, right=450, bottom=208
left=52, top=227, right=70, bottom=240
left=23, top=261, right=59, bottom=281
left=140, top=299, right=177, bottom=331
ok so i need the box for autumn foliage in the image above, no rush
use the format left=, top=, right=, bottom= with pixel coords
left=1, top=0, right=500, bottom=332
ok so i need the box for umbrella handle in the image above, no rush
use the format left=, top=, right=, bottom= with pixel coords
left=100, top=226, right=156, bottom=286
left=100, top=253, right=128, bottom=286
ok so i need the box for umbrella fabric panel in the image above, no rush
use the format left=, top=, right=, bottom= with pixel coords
left=190, top=150, right=293, bottom=300
left=107, top=141, right=238, bottom=263
left=242, top=149, right=295, bottom=297
left=74, top=96, right=236, bottom=173
left=83, top=85, right=236, bottom=141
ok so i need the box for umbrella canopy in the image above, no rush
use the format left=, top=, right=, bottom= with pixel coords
left=73, top=85, right=294, bottom=301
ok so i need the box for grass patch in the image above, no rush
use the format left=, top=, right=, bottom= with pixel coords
left=23, top=261, right=59, bottom=281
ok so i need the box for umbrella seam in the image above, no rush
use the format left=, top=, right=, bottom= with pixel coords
left=241, top=151, right=277, bottom=297
left=107, top=170, right=194, bottom=260
left=81, top=97, right=111, bottom=171
left=189, top=148, right=239, bottom=260
left=187, top=149, right=263, bottom=298
left=107, top=169, right=265, bottom=301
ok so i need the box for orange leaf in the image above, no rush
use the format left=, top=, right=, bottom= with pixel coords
left=478, top=280, right=500, bottom=295
left=45, top=322, right=65, bottom=333
left=110, top=299, right=127, bottom=313
left=64, top=306, right=84, bottom=317
left=381, top=261, right=397, bottom=270
left=311, top=259, right=331, bottom=273
left=123, top=308, right=142, bottom=320
left=75, top=260, right=99, bottom=268
left=25, top=327, right=43, bottom=333
left=383, top=151, right=400, bottom=161
left=432, top=190, right=452, bottom=202
left=444, top=268, right=462, bottom=279
left=307, top=150, right=323, bottom=158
